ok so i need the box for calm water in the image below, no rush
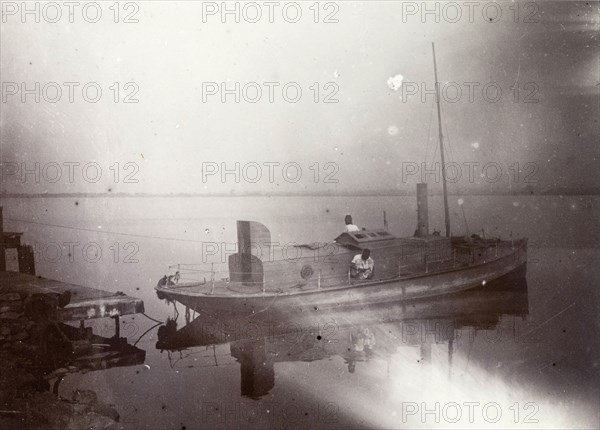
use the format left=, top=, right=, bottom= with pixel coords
left=2, top=195, right=599, bottom=428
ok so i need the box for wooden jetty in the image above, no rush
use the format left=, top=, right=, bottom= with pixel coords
left=0, top=271, right=145, bottom=324
left=0, top=207, right=145, bottom=337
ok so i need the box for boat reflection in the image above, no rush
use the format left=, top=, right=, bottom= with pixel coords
left=17, top=321, right=147, bottom=395
left=156, top=271, right=528, bottom=399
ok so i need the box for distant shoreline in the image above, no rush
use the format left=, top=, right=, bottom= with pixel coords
left=1, top=190, right=598, bottom=198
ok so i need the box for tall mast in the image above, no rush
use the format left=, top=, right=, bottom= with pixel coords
left=432, top=42, right=451, bottom=237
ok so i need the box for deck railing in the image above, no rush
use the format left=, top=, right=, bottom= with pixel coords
left=163, top=240, right=524, bottom=294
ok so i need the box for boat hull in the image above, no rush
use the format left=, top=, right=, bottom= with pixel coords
left=156, top=241, right=528, bottom=314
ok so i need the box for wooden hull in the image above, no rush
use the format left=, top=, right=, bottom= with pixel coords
left=156, top=241, right=527, bottom=314
left=155, top=272, right=529, bottom=351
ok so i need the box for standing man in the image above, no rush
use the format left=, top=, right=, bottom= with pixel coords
left=345, top=215, right=360, bottom=232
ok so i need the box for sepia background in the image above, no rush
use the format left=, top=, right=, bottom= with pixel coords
left=1, top=1, right=599, bottom=429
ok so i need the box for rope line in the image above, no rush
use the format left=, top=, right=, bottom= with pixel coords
left=4, top=217, right=207, bottom=243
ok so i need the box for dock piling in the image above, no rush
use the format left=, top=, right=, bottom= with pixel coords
left=113, top=315, right=120, bottom=340
left=0, top=207, right=5, bottom=272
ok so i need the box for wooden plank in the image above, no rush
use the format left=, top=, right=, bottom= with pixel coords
left=0, top=271, right=144, bottom=321
left=62, top=295, right=145, bottom=321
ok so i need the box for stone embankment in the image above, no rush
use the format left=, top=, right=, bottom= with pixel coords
left=0, top=291, right=122, bottom=429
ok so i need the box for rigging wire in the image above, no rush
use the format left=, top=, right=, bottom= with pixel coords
left=440, top=101, right=467, bottom=197
left=431, top=130, right=439, bottom=169
left=424, top=98, right=436, bottom=169
left=4, top=217, right=207, bottom=243
left=440, top=102, right=456, bottom=165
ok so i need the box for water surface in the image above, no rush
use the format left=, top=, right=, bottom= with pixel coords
left=3, top=195, right=598, bottom=428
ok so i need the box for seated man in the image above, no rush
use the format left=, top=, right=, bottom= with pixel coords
left=167, top=271, right=181, bottom=285
left=345, top=215, right=360, bottom=232
left=350, top=248, right=375, bottom=280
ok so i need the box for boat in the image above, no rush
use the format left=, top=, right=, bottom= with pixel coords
left=155, top=274, right=529, bottom=398
left=155, top=43, right=528, bottom=314
left=155, top=219, right=527, bottom=313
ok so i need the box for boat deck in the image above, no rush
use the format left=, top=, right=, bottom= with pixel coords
left=157, top=239, right=526, bottom=299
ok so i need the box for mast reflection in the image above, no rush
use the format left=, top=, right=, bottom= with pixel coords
left=157, top=271, right=529, bottom=399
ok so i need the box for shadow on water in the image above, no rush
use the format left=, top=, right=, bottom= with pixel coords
left=156, top=268, right=529, bottom=400
left=44, top=324, right=147, bottom=393
left=0, top=311, right=146, bottom=428
left=2, top=319, right=146, bottom=394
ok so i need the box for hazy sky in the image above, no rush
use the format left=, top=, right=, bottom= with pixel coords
left=1, top=1, right=598, bottom=194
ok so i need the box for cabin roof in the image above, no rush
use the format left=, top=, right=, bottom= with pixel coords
left=334, top=229, right=397, bottom=247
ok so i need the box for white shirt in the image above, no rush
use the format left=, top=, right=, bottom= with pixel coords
left=352, top=254, right=374, bottom=271
left=346, top=224, right=360, bottom=232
